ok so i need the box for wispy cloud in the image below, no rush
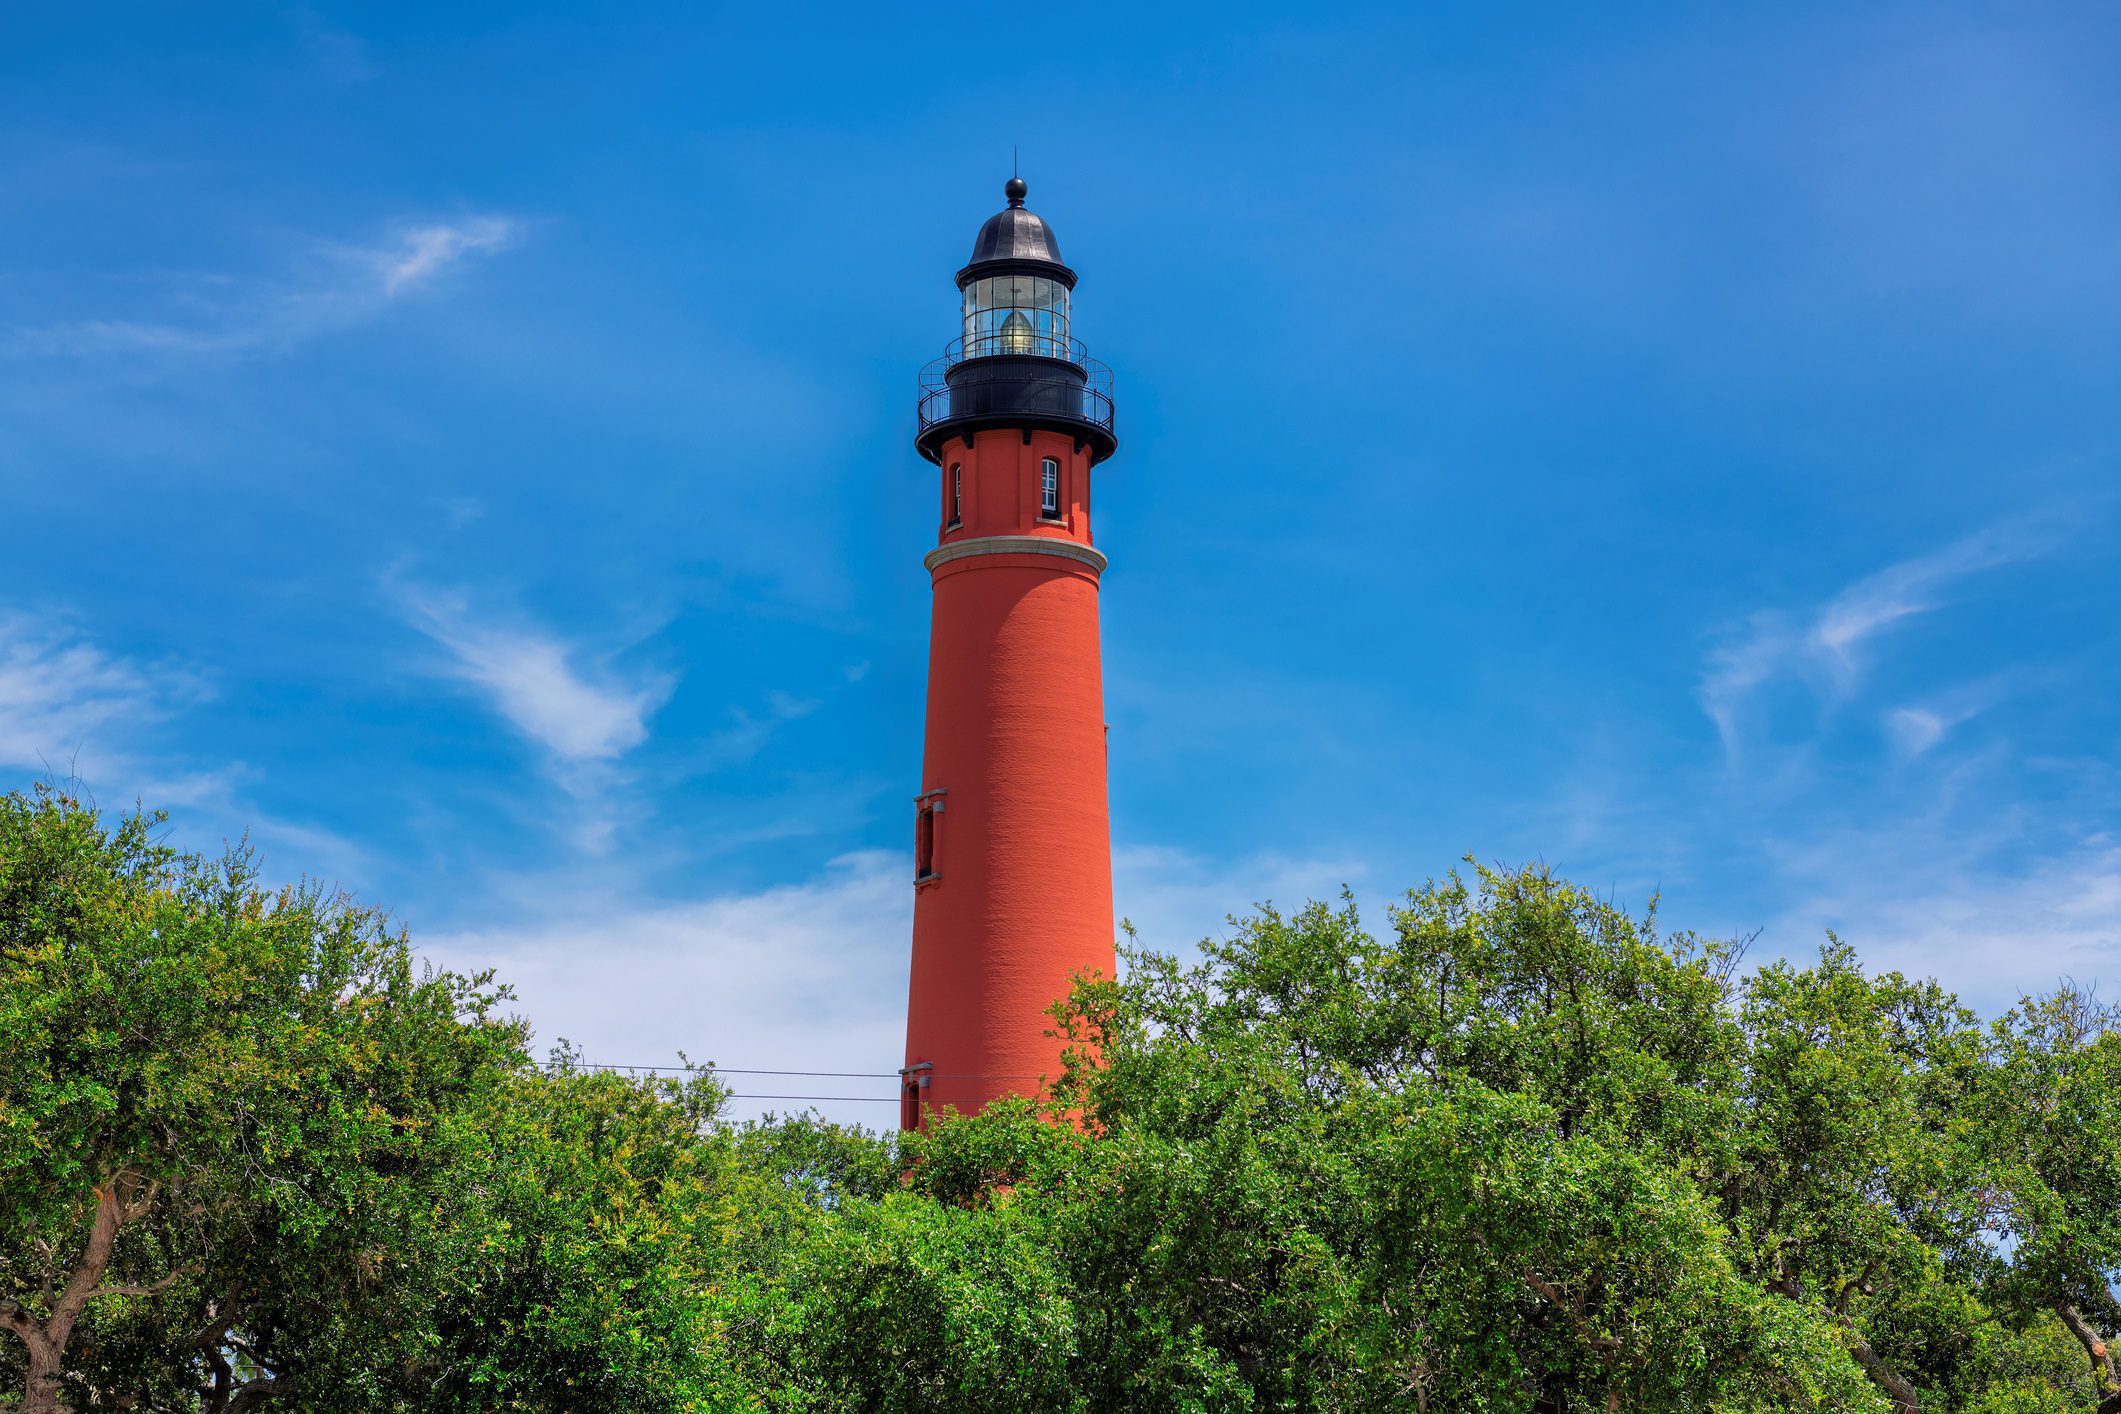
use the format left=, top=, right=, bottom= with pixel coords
left=1113, top=843, right=1369, bottom=953
left=5, top=215, right=520, bottom=360
left=1810, top=523, right=2035, bottom=680
left=289, top=7, right=377, bottom=82
left=0, top=617, right=160, bottom=779
left=373, top=217, right=517, bottom=296
left=1884, top=706, right=1951, bottom=757
left=424, top=850, right=912, bottom=1128
left=1675, top=509, right=2118, bottom=1005
left=664, top=690, right=819, bottom=779
left=1701, top=519, right=2054, bottom=756
left=419, top=838, right=1367, bottom=1131
left=401, top=588, right=673, bottom=766
left=1761, top=825, right=2121, bottom=1008
left=0, top=615, right=366, bottom=881
left=1700, top=610, right=1801, bottom=757
left=0, top=615, right=213, bottom=788
left=1883, top=674, right=2016, bottom=759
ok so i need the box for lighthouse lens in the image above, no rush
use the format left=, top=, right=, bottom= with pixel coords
left=962, top=275, right=1070, bottom=359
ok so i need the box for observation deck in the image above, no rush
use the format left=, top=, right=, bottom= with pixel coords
left=914, top=332, right=1118, bottom=466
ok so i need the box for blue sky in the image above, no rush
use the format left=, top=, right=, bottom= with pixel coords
left=3, top=2, right=2117, bottom=1123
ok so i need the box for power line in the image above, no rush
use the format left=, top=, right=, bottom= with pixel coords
left=559, top=1063, right=1049, bottom=1082
left=539, top=1064, right=1080, bottom=1106
left=582, top=1065, right=898, bottom=1078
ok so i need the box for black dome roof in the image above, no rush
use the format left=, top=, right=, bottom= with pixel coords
left=959, top=178, right=1075, bottom=287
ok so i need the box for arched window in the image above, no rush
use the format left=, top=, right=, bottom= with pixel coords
left=1040, top=457, right=1060, bottom=519
left=948, top=463, right=961, bottom=527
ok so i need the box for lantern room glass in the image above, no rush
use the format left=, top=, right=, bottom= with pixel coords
left=961, top=275, right=1070, bottom=359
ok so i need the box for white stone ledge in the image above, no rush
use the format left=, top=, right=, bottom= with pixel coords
left=924, top=535, right=1108, bottom=575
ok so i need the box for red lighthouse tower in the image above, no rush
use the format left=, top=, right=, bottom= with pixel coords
left=900, top=177, right=1119, bottom=1128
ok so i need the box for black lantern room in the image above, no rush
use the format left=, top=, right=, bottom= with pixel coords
left=915, top=178, right=1117, bottom=466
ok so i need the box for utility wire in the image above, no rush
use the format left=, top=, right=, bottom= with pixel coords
left=560, top=1063, right=1048, bottom=1082
left=584, top=1066, right=897, bottom=1078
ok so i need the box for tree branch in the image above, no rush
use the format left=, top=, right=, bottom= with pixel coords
left=2058, top=1303, right=2121, bottom=1413
left=1522, top=1270, right=1622, bottom=1362
left=224, top=1376, right=290, bottom=1414
left=46, top=1179, right=130, bottom=1350
left=0, top=1298, right=39, bottom=1340
left=1841, top=1322, right=1921, bottom=1413
left=186, top=1280, right=248, bottom=1353
left=86, top=1268, right=187, bottom=1303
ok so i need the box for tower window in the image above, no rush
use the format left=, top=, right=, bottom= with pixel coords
left=914, top=788, right=945, bottom=883
left=899, top=1063, right=931, bottom=1130
left=948, top=463, right=961, bottom=527
left=1040, top=458, right=1060, bottom=519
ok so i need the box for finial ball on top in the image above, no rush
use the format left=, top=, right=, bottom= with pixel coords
left=1004, top=176, right=1028, bottom=205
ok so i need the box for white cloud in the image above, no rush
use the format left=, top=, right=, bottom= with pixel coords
left=1701, top=609, right=1801, bottom=756
left=376, top=218, right=517, bottom=296
left=423, top=851, right=912, bottom=1129
left=290, top=7, right=376, bottom=82
left=414, top=839, right=1364, bottom=1131
left=1113, top=843, right=1370, bottom=954
left=436, top=496, right=487, bottom=529
left=0, top=617, right=229, bottom=811
left=402, top=588, right=674, bottom=765
left=423, top=825, right=2110, bottom=1135
left=1668, top=512, right=2116, bottom=1008
left=1760, top=831, right=2121, bottom=1008
left=1885, top=706, right=1950, bottom=757
left=1701, top=519, right=2051, bottom=756
left=4, top=215, right=520, bottom=360
left=1810, top=523, right=2033, bottom=678
left=399, top=587, right=676, bottom=856
left=0, top=616, right=160, bottom=773
left=672, top=691, right=819, bottom=778
left=0, top=616, right=365, bottom=884
left=1883, top=675, right=2014, bottom=759
left=5, top=320, right=256, bottom=359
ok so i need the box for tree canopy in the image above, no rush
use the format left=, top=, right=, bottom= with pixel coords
left=2, top=787, right=2116, bottom=1411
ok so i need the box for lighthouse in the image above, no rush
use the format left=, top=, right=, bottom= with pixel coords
left=900, top=177, right=1119, bottom=1129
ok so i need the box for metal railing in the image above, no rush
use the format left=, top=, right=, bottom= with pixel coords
left=916, top=335, right=1116, bottom=439
left=926, top=332, right=1102, bottom=373
left=953, top=328, right=1079, bottom=362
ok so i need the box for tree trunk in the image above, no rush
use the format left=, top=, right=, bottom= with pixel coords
left=1845, top=1329, right=1921, bottom=1414
left=2, top=1176, right=163, bottom=1414
left=223, top=1378, right=289, bottom=1413
left=21, top=1329, right=66, bottom=1414
left=2057, top=1303, right=2121, bottom=1414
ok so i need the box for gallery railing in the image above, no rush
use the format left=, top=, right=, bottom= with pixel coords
left=916, top=336, right=1115, bottom=441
